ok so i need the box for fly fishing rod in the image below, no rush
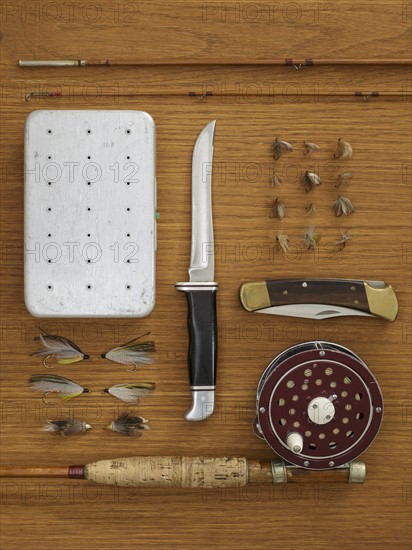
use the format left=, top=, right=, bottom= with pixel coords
left=18, top=58, right=412, bottom=67
left=0, top=456, right=366, bottom=486
left=23, top=90, right=410, bottom=102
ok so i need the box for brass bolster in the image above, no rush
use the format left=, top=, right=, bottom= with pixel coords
left=239, top=281, right=271, bottom=311
left=364, top=283, right=398, bottom=322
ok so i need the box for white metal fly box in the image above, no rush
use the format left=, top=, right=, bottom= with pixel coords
left=24, top=110, right=156, bottom=317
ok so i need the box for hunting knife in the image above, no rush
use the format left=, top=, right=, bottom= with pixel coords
left=176, top=121, right=218, bottom=421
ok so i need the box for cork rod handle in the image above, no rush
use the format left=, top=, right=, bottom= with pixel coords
left=0, top=458, right=366, bottom=486
left=84, top=456, right=248, bottom=488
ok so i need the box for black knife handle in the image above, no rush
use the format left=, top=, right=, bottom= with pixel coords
left=176, top=283, right=218, bottom=388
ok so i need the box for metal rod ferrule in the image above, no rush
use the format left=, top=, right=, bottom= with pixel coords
left=271, top=460, right=288, bottom=483
left=19, top=60, right=86, bottom=67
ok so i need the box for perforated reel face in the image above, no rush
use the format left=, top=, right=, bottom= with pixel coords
left=256, top=342, right=383, bottom=470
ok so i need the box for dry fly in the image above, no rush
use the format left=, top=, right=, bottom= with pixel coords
left=333, top=195, right=355, bottom=217
left=102, top=382, right=156, bottom=403
left=101, top=333, right=155, bottom=372
left=302, top=171, right=321, bottom=192
left=270, top=172, right=283, bottom=187
left=305, top=203, right=317, bottom=215
left=336, top=172, right=352, bottom=188
left=105, top=413, right=150, bottom=437
left=269, top=198, right=286, bottom=221
left=334, top=138, right=353, bottom=159
left=44, top=419, right=92, bottom=436
left=304, top=226, right=321, bottom=250
left=276, top=233, right=290, bottom=253
left=272, top=138, right=293, bottom=160
left=303, top=141, right=320, bottom=155
left=31, top=328, right=90, bottom=368
left=336, top=229, right=351, bottom=250
left=29, top=374, right=90, bottom=403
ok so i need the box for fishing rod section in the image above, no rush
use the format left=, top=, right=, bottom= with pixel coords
left=18, top=58, right=412, bottom=67
left=0, top=456, right=366, bottom=487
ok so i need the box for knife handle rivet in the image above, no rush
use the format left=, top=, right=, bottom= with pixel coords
left=259, top=407, right=266, bottom=413
left=319, top=351, right=325, bottom=357
left=354, top=299, right=360, bottom=304
left=302, top=282, right=308, bottom=288
left=350, top=286, right=356, bottom=291
left=283, top=290, right=288, bottom=295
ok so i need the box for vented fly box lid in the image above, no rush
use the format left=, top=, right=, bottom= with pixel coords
left=24, top=110, right=156, bottom=318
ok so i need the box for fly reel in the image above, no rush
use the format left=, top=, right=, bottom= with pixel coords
left=255, top=341, right=383, bottom=471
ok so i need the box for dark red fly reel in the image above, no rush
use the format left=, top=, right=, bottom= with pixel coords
left=256, top=341, right=383, bottom=470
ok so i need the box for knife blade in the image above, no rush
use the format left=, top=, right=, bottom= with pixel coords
left=239, top=279, right=398, bottom=322
left=176, top=121, right=218, bottom=421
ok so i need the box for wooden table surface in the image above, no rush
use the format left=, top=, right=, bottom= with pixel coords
left=0, top=1, right=411, bottom=548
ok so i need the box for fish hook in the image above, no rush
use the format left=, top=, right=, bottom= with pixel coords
left=42, top=391, right=53, bottom=405
left=43, top=356, right=55, bottom=369
left=126, top=363, right=138, bottom=373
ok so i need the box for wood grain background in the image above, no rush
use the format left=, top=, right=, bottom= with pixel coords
left=0, top=1, right=411, bottom=548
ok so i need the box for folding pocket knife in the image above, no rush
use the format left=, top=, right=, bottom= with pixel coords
left=239, top=279, right=398, bottom=322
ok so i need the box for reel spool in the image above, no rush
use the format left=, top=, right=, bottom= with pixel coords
left=255, top=341, right=383, bottom=470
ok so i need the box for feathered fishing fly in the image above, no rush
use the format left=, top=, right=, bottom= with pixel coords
left=304, top=226, right=321, bottom=250
left=269, top=198, right=286, bottom=221
left=102, top=383, right=156, bottom=403
left=333, top=195, right=355, bottom=217
left=101, top=333, right=155, bottom=372
left=336, top=172, right=352, bottom=188
left=334, top=138, right=353, bottom=159
left=31, top=329, right=90, bottom=368
left=29, top=374, right=90, bottom=403
left=302, top=171, right=321, bottom=192
left=272, top=138, right=293, bottom=160
left=44, top=419, right=92, bottom=436
left=303, top=141, right=320, bottom=155
left=105, top=413, right=150, bottom=436
left=336, top=229, right=352, bottom=250
left=305, top=202, right=317, bottom=215
left=270, top=172, right=283, bottom=187
left=275, top=233, right=289, bottom=253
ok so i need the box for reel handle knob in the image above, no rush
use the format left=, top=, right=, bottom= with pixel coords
left=286, top=432, right=304, bottom=454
